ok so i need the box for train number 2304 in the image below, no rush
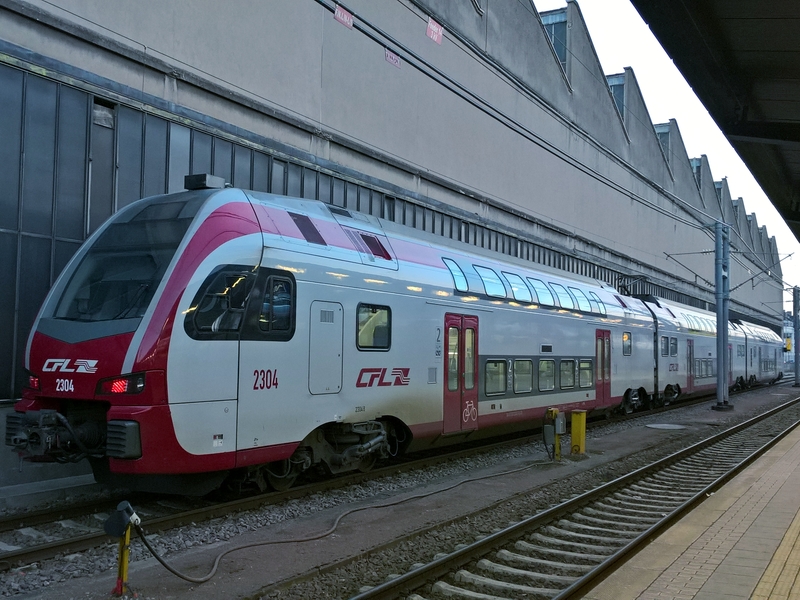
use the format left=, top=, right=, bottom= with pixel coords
left=253, top=369, right=279, bottom=390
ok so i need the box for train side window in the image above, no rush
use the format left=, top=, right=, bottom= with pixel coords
left=442, top=258, right=468, bottom=292
left=185, top=265, right=256, bottom=340
left=670, top=337, right=678, bottom=356
left=473, top=265, right=506, bottom=297
left=357, top=304, right=391, bottom=350
left=549, top=283, right=574, bottom=309
left=539, top=360, right=555, bottom=391
left=527, top=278, right=554, bottom=306
left=259, top=276, right=294, bottom=332
left=568, top=287, right=592, bottom=312
left=560, top=360, right=575, bottom=389
left=738, top=344, right=745, bottom=357
left=661, top=336, right=669, bottom=356
left=622, top=332, right=632, bottom=356
left=588, top=292, right=606, bottom=315
left=579, top=360, right=593, bottom=388
left=485, top=360, right=507, bottom=395
left=502, top=272, right=532, bottom=303
left=464, top=328, right=476, bottom=390
left=513, top=359, right=533, bottom=393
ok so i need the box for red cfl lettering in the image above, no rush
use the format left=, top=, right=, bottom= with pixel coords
left=356, top=367, right=410, bottom=388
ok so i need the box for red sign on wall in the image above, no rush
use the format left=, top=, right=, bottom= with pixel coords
left=426, top=17, right=443, bottom=44
left=334, top=4, right=354, bottom=29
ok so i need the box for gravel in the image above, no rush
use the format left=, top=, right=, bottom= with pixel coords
left=0, top=396, right=788, bottom=599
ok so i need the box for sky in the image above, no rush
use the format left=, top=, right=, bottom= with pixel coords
left=532, top=0, right=800, bottom=315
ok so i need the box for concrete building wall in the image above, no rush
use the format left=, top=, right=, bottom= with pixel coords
left=0, top=0, right=784, bottom=399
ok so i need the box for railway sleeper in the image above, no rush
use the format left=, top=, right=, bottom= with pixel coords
left=591, top=500, right=672, bottom=518
left=606, top=494, right=683, bottom=512
left=476, top=559, right=578, bottom=588
left=553, top=519, right=639, bottom=539
left=569, top=511, right=651, bottom=531
left=515, top=540, right=608, bottom=564
left=431, top=579, right=518, bottom=599
left=580, top=506, right=662, bottom=524
left=453, top=569, right=560, bottom=598
left=495, top=549, right=594, bottom=575
left=528, top=532, right=616, bottom=555
left=662, top=462, right=732, bottom=474
left=542, top=524, right=630, bottom=546
left=636, top=477, right=692, bottom=491
left=628, top=483, right=695, bottom=499
left=651, top=470, right=726, bottom=483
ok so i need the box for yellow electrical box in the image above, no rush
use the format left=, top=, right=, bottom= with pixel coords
left=571, top=410, right=586, bottom=455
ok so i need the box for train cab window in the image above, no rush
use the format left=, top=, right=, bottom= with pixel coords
left=539, top=360, right=556, bottom=391
left=588, top=292, right=606, bottom=315
left=357, top=304, right=391, bottom=350
left=513, top=359, right=533, bottom=393
left=661, top=336, right=669, bottom=356
left=549, top=283, right=574, bottom=309
left=185, top=266, right=257, bottom=339
left=259, top=276, right=294, bottom=332
left=579, top=360, right=593, bottom=388
left=527, top=278, right=554, bottom=306
left=560, top=360, right=575, bottom=389
left=622, top=332, right=632, bottom=356
left=473, top=265, right=506, bottom=297
left=670, top=337, right=678, bottom=356
left=485, top=360, right=507, bottom=395
left=568, top=287, right=592, bottom=312
left=502, top=272, right=532, bottom=303
left=442, top=258, right=469, bottom=292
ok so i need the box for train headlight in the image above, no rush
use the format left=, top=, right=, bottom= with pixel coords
left=96, top=373, right=146, bottom=395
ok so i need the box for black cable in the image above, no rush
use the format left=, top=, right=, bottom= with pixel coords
left=131, top=449, right=553, bottom=584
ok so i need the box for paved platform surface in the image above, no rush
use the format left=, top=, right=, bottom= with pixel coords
left=587, top=421, right=800, bottom=600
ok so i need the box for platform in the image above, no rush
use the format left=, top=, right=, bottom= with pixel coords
left=586, top=421, right=800, bottom=600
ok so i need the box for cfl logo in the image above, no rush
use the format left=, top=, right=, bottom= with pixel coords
left=42, top=359, right=99, bottom=373
left=356, top=367, right=410, bottom=388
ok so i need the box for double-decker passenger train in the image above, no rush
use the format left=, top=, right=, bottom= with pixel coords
left=6, top=177, right=784, bottom=494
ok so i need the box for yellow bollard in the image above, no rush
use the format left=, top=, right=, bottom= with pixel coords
left=104, top=501, right=140, bottom=597
left=571, top=410, right=586, bottom=455
left=112, top=524, right=132, bottom=596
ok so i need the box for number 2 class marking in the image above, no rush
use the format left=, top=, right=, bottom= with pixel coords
left=253, top=369, right=279, bottom=390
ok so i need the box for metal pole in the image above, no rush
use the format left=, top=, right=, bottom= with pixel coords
left=794, top=287, right=799, bottom=386
left=713, top=222, right=732, bottom=410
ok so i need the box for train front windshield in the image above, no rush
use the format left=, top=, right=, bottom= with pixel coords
left=53, top=198, right=202, bottom=322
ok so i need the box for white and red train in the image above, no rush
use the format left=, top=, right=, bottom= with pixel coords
left=6, top=179, right=784, bottom=494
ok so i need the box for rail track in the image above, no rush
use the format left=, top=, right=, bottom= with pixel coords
left=345, top=396, right=800, bottom=600
left=0, top=382, right=789, bottom=578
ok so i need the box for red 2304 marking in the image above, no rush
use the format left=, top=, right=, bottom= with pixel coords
left=253, top=369, right=279, bottom=390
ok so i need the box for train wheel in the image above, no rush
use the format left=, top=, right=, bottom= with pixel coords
left=623, top=390, right=638, bottom=414
left=663, top=385, right=677, bottom=405
left=357, top=452, right=378, bottom=473
left=266, top=460, right=298, bottom=492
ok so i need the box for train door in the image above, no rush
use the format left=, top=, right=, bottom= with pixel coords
left=728, top=345, right=733, bottom=386
left=443, top=314, right=478, bottom=434
left=595, top=330, right=611, bottom=406
left=686, top=339, right=695, bottom=393
left=308, top=301, right=344, bottom=394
